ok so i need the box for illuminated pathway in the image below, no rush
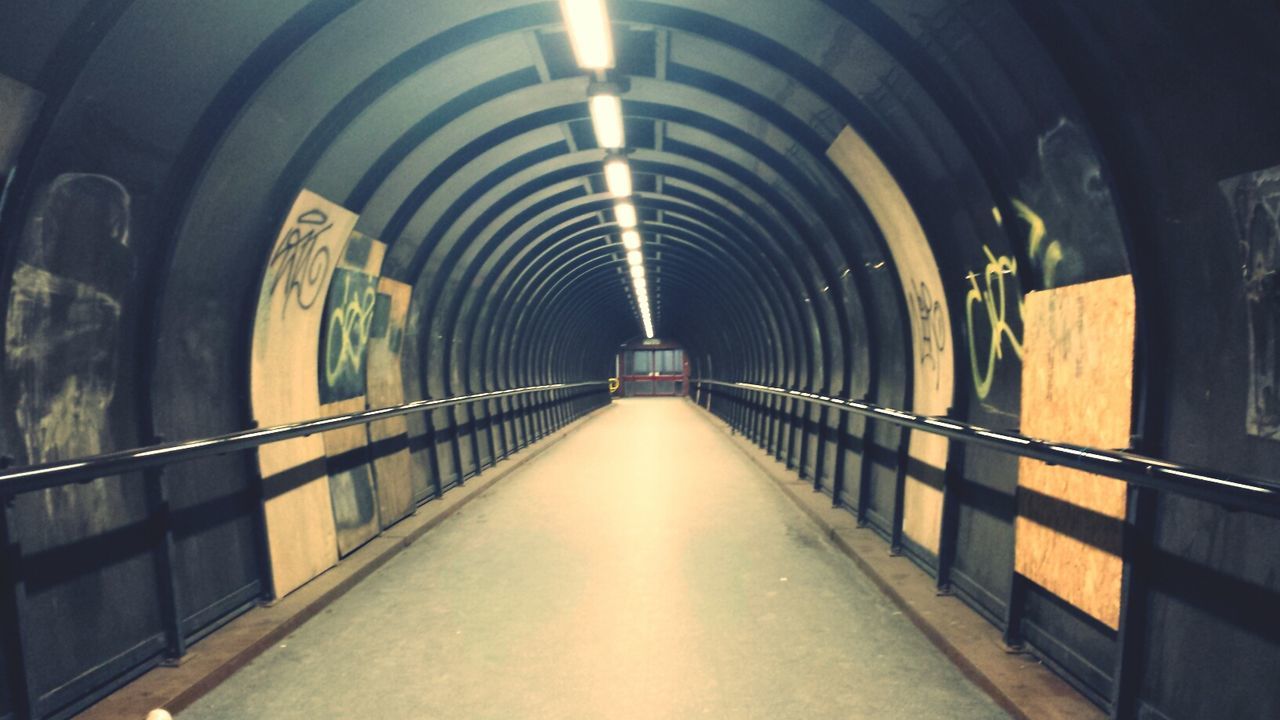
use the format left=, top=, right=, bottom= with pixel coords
left=181, top=399, right=1009, bottom=719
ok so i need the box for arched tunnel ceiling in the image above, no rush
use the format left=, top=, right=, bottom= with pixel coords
left=7, top=3, right=1280, bottom=717
left=135, top=0, right=1063, bottom=395
left=0, top=0, right=1146, bottom=438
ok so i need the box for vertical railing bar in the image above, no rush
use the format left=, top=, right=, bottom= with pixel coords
left=0, top=456, right=36, bottom=720
left=143, top=434, right=187, bottom=662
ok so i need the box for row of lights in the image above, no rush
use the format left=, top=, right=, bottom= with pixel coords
left=559, top=0, right=654, bottom=339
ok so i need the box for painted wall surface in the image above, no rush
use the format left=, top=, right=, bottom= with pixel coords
left=1220, top=166, right=1280, bottom=442
left=0, top=73, right=42, bottom=177
left=250, top=189, right=355, bottom=597
left=828, top=125, right=954, bottom=555
left=1, top=173, right=166, bottom=711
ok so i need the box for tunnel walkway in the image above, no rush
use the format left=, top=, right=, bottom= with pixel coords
left=180, top=398, right=1009, bottom=720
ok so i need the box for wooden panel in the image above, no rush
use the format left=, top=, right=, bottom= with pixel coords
left=1015, top=274, right=1135, bottom=629
left=366, top=277, right=418, bottom=525
left=319, top=396, right=379, bottom=555
left=828, top=126, right=954, bottom=555
left=319, top=233, right=386, bottom=556
left=251, top=190, right=355, bottom=597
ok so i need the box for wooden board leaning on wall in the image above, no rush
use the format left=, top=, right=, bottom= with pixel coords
left=318, top=232, right=386, bottom=557
left=251, top=189, right=356, bottom=598
left=366, top=277, right=418, bottom=524
left=1015, top=273, right=1135, bottom=630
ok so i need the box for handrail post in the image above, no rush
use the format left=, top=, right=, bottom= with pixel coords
left=1110, top=484, right=1157, bottom=718
left=889, top=425, right=911, bottom=556
left=143, top=433, right=188, bottom=663
left=422, top=408, right=444, bottom=500
left=935, top=410, right=966, bottom=594
left=0, top=455, right=36, bottom=720
left=830, top=407, right=850, bottom=508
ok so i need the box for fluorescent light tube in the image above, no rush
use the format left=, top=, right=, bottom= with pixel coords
left=604, top=157, right=632, bottom=198
left=589, top=94, right=625, bottom=149
left=615, top=202, right=637, bottom=228
left=559, top=0, right=615, bottom=70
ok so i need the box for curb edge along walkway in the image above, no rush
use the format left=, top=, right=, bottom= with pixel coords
left=693, top=401, right=1105, bottom=720
left=78, top=403, right=617, bottom=720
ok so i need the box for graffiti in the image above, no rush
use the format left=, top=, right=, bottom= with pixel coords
left=320, top=269, right=378, bottom=403
left=268, top=208, right=333, bottom=314
left=1012, top=119, right=1130, bottom=289
left=908, top=280, right=947, bottom=389
left=1010, top=199, right=1065, bottom=288
left=962, top=196, right=1067, bottom=400
left=1221, top=166, right=1280, bottom=439
left=965, top=245, right=1025, bottom=400
left=4, top=173, right=131, bottom=538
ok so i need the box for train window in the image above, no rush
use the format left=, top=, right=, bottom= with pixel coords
left=627, top=350, right=652, bottom=374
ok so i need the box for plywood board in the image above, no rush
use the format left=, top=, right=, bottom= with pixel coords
left=828, top=126, right=954, bottom=555
left=252, top=190, right=357, bottom=597
left=318, top=232, right=386, bottom=556
left=319, top=396, right=379, bottom=555
left=1015, top=274, right=1135, bottom=629
left=366, top=277, right=417, bottom=525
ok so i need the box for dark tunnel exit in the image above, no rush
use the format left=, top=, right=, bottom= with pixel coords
left=1, top=1, right=1279, bottom=718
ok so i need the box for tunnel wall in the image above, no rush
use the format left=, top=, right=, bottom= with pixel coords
left=0, top=5, right=620, bottom=716
left=671, top=3, right=1280, bottom=720
left=0, top=2, right=1278, bottom=719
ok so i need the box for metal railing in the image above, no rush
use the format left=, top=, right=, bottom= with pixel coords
left=695, top=379, right=1280, bottom=518
left=0, top=382, right=609, bottom=496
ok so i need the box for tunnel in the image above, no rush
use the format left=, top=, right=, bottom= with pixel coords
left=1, top=1, right=1279, bottom=718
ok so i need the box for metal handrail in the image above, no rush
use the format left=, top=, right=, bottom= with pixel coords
left=0, top=382, right=609, bottom=496
left=695, top=379, right=1280, bottom=517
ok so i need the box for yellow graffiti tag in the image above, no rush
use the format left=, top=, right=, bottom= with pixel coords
left=965, top=245, right=1024, bottom=400
left=1010, top=198, right=1064, bottom=288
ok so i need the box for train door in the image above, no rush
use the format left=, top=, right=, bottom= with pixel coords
left=618, top=341, right=689, bottom=397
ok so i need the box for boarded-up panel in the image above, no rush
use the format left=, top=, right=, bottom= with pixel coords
left=251, top=190, right=355, bottom=597
left=828, top=127, right=954, bottom=555
left=1015, top=274, right=1135, bottom=629
left=319, top=397, right=379, bottom=555
left=367, top=277, right=418, bottom=525
left=318, top=233, right=386, bottom=556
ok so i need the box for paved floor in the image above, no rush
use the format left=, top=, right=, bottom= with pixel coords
left=181, top=398, right=1010, bottom=719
